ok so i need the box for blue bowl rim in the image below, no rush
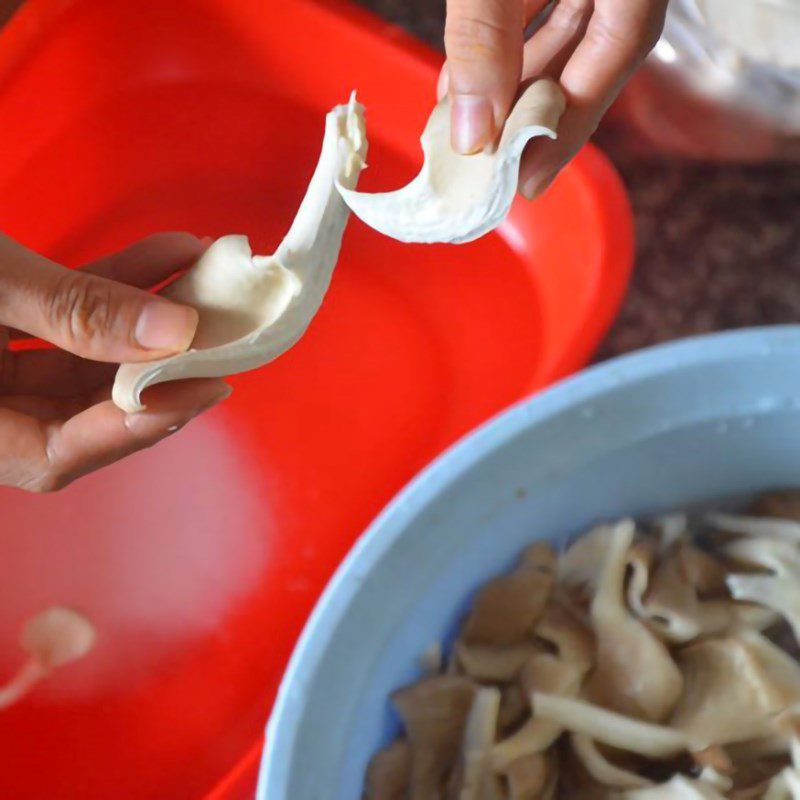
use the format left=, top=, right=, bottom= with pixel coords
left=258, top=324, right=800, bottom=796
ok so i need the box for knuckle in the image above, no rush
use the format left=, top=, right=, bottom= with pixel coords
left=19, top=469, right=67, bottom=493
left=46, top=273, right=117, bottom=346
left=545, top=0, right=586, bottom=35
left=548, top=0, right=590, bottom=33
left=589, top=7, right=665, bottom=65
left=446, top=13, right=511, bottom=60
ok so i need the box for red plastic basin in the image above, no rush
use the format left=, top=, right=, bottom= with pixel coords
left=0, top=0, right=633, bottom=797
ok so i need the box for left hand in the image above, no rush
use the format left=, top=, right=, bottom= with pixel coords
left=0, top=232, right=229, bottom=492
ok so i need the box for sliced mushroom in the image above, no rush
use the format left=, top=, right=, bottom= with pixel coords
left=692, top=746, right=732, bottom=775
left=455, top=642, right=543, bottom=684
left=420, top=642, right=444, bottom=677
left=670, top=631, right=800, bottom=749
left=0, top=607, right=96, bottom=709
left=337, top=79, right=565, bottom=244
left=727, top=735, right=795, bottom=764
left=752, top=492, right=800, bottom=522
left=706, top=512, right=800, bottom=544
left=571, top=734, right=654, bottom=789
left=559, top=524, right=617, bottom=598
left=623, top=775, right=728, bottom=799
left=364, top=740, right=412, bottom=800
left=392, top=675, right=477, bottom=800
left=759, top=742, right=800, bottom=800
left=725, top=537, right=800, bottom=644
left=366, top=498, right=800, bottom=800
left=491, top=655, right=584, bottom=771
left=724, top=537, right=800, bottom=574
left=697, top=766, right=734, bottom=794
left=112, top=94, right=367, bottom=412
left=530, top=693, right=689, bottom=759
left=627, top=538, right=657, bottom=618
left=627, top=545, right=702, bottom=643
left=503, top=753, right=556, bottom=800
left=631, top=543, right=761, bottom=644
left=458, top=687, right=502, bottom=800
left=534, top=600, right=594, bottom=675
left=462, top=544, right=556, bottom=647
left=588, top=521, right=683, bottom=721
left=678, top=541, right=730, bottom=597
left=498, top=683, right=530, bottom=736
left=653, top=514, right=689, bottom=551
left=558, top=741, right=620, bottom=800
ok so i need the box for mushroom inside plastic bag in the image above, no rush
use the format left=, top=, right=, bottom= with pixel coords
left=363, top=496, right=800, bottom=799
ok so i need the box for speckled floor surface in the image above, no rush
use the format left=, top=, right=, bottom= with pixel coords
left=357, top=0, right=800, bottom=361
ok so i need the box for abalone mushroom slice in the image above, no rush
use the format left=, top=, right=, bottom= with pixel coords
left=337, top=80, right=565, bottom=244
left=113, top=94, right=367, bottom=412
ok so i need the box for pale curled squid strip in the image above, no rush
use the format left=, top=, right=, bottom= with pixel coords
left=112, top=94, right=367, bottom=413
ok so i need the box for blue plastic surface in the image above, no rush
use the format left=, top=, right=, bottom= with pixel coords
left=259, top=326, right=800, bottom=799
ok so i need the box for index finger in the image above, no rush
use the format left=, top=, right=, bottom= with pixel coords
left=445, top=0, right=526, bottom=153
left=82, top=232, right=209, bottom=288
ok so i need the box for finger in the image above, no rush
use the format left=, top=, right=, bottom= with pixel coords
left=560, top=0, right=667, bottom=104
left=82, top=232, right=210, bottom=288
left=445, top=0, right=525, bottom=153
left=0, top=233, right=199, bottom=363
left=5, top=233, right=210, bottom=342
left=0, top=394, right=86, bottom=421
left=0, top=347, right=115, bottom=398
left=521, top=0, right=592, bottom=80
left=519, top=0, right=667, bottom=199
left=524, top=0, right=552, bottom=27
left=2, top=378, right=231, bottom=493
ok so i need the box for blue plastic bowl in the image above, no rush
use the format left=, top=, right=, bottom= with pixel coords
left=258, top=326, right=800, bottom=800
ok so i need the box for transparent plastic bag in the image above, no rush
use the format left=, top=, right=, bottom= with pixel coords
left=610, top=0, right=800, bottom=161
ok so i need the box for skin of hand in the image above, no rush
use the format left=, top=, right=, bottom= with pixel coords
left=441, top=0, right=669, bottom=198
left=0, top=232, right=230, bottom=492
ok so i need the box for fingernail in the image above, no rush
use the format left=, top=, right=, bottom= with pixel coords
left=520, top=177, right=539, bottom=201
left=135, top=301, right=198, bottom=352
left=451, top=95, right=494, bottom=154
left=520, top=170, right=556, bottom=201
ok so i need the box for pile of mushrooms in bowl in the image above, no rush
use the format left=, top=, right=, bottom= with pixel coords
left=365, top=492, right=800, bottom=800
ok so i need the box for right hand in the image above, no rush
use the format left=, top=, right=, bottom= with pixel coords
left=442, top=0, right=668, bottom=197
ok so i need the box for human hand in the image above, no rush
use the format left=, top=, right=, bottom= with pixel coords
left=441, top=0, right=668, bottom=197
left=0, top=232, right=229, bottom=492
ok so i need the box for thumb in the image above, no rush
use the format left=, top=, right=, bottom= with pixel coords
left=444, top=0, right=525, bottom=154
left=0, top=235, right=198, bottom=363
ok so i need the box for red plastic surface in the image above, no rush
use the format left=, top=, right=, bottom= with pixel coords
left=0, top=1, right=633, bottom=797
